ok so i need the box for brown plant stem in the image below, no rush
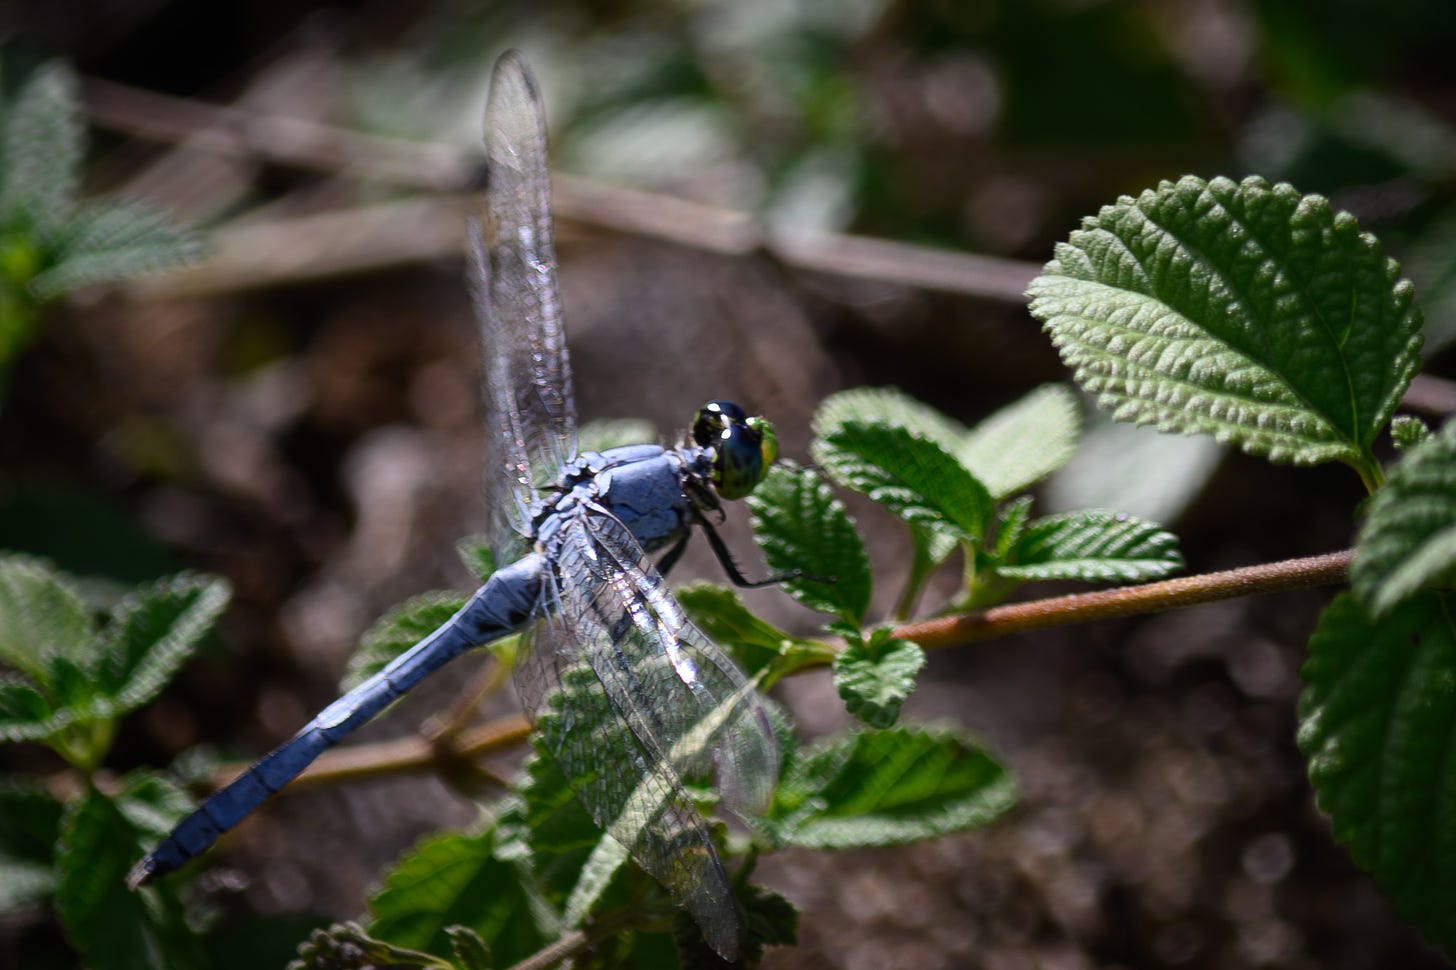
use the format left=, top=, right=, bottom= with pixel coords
left=209, top=713, right=531, bottom=792
left=891, top=549, right=1352, bottom=653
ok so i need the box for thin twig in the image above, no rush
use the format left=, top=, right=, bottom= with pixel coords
left=209, top=713, right=530, bottom=791
left=890, top=549, right=1353, bottom=654
left=85, top=75, right=477, bottom=193
left=88, top=77, right=1456, bottom=382
left=427, top=654, right=512, bottom=744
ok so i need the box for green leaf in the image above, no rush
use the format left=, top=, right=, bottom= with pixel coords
left=0, top=554, right=96, bottom=683
left=0, top=779, right=64, bottom=912
left=960, top=384, right=1082, bottom=499
left=765, top=726, right=1016, bottom=850
left=99, top=573, right=230, bottom=713
left=749, top=462, right=871, bottom=624
left=576, top=417, right=657, bottom=454
left=342, top=592, right=469, bottom=692
left=1391, top=415, right=1431, bottom=452
left=454, top=537, right=495, bottom=583
left=446, top=926, right=492, bottom=970
left=0, top=61, right=82, bottom=238
left=813, top=384, right=1081, bottom=501
left=1298, top=591, right=1456, bottom=955
left=368, top=827, right=551, bottom=965
left=997, top=509, right=1184, bottom=583
left=0, top=673, right=59, bottom=742
left=675, top=583, right=831, bottom=683
left=1028, top=175, right=1422, bottom=479
left=32, top=202, right=207, bottom=301
left=813, top=420, right=993, bottom=544
left=814, top=387, right=968, bottom=454
left=561, top=831, right=629, bottom=929
left=289, top=922, right=454, bottom=970
left=736, top=884, right=799, bottom=963
left=832, top=628, right=925, bottom=728
left=1352, top=419, right=1456, bottom=616
left=55, top=777, right=202, bottom=970
left=992, top=496, right=1033, bottom=561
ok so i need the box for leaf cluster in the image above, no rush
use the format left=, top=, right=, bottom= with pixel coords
left=0, top=55, right=206, bottom=376
left=1025, top=174, right=1455, bottom=955
left=728, top=382, right=1181, bottom=727
left=0, top=555, right=229, bottom=970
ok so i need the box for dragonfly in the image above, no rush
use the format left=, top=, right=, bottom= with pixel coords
left=129, top=50, right=787, bottom=960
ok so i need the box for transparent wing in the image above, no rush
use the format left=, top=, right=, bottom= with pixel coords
left=516, top=510, right=780, bottom=958
left=471, top=51, right=576, bottom=554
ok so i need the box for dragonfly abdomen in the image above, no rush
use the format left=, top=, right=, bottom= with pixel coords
left=127, top=554, right=545, bottom=889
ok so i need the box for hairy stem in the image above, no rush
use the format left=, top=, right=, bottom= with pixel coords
left=891, top=549, right=1352, bottom=654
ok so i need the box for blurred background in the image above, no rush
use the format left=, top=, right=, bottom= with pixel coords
left=2, top=0, right=1456, bottom=967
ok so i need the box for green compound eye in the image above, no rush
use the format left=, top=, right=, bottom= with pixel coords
left=692, top=401, right=777, bottom=500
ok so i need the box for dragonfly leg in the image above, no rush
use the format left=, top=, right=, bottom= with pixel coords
left=697, top=517, right=817, bottom=588
left=655, top=533, right=690, bottom=578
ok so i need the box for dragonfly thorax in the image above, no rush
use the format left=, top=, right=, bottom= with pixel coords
left=532, top=444, right=703, bottom=554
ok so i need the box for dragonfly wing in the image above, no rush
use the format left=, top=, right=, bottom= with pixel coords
left=516, top=510, right=780, bottom=957
left=577, top=510, right=780, bottom=816
left=517, top=553, right=742, bottom=958
left=472, top=51, right=576, bottom=551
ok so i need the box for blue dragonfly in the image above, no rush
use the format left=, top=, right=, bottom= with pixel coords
left=129, top=50, right=787, bottom=960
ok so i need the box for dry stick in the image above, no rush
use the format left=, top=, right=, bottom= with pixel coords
left=83, top=79, right=1456, bottom=413
left=85, top=76, right=1036, bottom=303
left=245, top=714, right=531, bottom=792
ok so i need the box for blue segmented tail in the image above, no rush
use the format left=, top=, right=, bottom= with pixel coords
left=127, top=555, right=543, bottom=889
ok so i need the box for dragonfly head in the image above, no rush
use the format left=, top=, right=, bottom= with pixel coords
left=692, top=400, right=778, bottom=501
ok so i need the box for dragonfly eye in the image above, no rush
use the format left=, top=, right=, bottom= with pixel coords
left=693, top=401, right=777, bottom=500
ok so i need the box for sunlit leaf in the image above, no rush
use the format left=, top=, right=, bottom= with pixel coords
left=1029, top=175, right=1422, bottom=480
left=749, top=462, right=871, bottom=624
left=99, top=573, right=230, bottom=713
left=0, top=555, right=95, bottom=683
left=0, top=61, right=82, bottom=238
left=960, top=384, right=1081, bottom=499
left=675, top=583, right=830, bottom=683
left=814, top=422, right=992, bottom=545
left=814, top=387, right=967, bottom=453
left=832, top=627, right=925, bottom=728
left=997, top=509, right=1184, bottom=584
